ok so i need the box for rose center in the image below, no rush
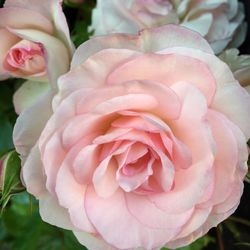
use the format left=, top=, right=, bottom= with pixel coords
left=3, top=40, right=46, bottom=76
left=93, top=113, right=192, bottom=195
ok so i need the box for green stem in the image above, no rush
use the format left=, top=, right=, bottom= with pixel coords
left=229, top=216, right=250, bottom=227
left=216, top=225, right=224, bottom=250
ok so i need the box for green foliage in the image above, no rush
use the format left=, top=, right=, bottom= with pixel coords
left=0, top=192, right=86, bottom=250
left=0, top=151, right=24, bottom=212
left=71, top=20, right=92, bottom=47
left=0, top=83, right=18, bottom=157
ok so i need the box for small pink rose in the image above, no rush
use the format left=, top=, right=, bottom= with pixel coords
left=15, top=25, right=250, bottom=250
left=0, top=0, right=75, bottom=114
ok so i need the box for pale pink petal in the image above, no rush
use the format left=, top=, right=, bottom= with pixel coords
left=212, top=83, right=250, bottom=139
left=73, top=144, right=100, bottom=184
left=182, top=13, right=213, bottom=36
left=93, top=93, right=158, bottom=116
left=138, top=25, right=213, bottom=54
left=94, top=127, right=131, bottom=145
left=212, top=181, right=243, bottom=214
left=107, top=53, right=216, bottom=105
left=152, top=155, right=174, bottom=192
left=126, top=193, right=194, bottom=229
left=93, top=156, right=119, bottom=198
left=202, top=110, right=239, bottom=206
left=42, top=131, right=66, bottom=193
left=153, top=46, right=250, bottom=138
left=170, top=82, right=215, bottom=162
left=13, top=91, right=53, bottom=159
left=175, top=207, right=212, bottom=239
left=160, top=133, right=192, bottom=170
left=0, top=7, right=53, bottom=33
left=39, top=192, right=75, bottom=230
left=166, top=209, right=212, bottom=249
left=74, top=231, right=116, bottom=250
left=117, top=156, right=154, bottom=192
left=118, top=142, right=148, bottom=165
left=0, top=28, right=20, bottom=78
left=61, top=114, right=109, bottom=148
left=85, top=186, right=179, bottom=249
left=112, top=115, right=160, bottom=132
left=72, top=24, right=212, bottom=68
left=13, top=80, right=49, bottom=114
left=149, top=154, right=213, bottom=213
left=55, top=158, right=95, bottom=233
left=21, top=144, right=46, bottom=196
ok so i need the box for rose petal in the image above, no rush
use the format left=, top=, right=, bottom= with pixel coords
left=85, top=186, right=179, bottom=249
left=39, top=192, right=75, bottom=230
left=72, top=24, right=213, bottom=68
left=93, top=156, right=119, bottom=198
left=56, top=157, right=95, bottom=232
left=13, top=91, right=53, bottom=159
left=107, top=53, right=216, bottom=105
left=126, top=193, right=194, bottom=230
left=0, top=7, right=53, bottom=33
left=13, top=80, right=49, bottom=114
left=21, top=144, right=46, bottom=196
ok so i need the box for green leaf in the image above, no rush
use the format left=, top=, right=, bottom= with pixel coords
left=0, top=151, right=24, bottom=212
left=71, top=20, right=92, bottom=47
left=235, top=242, right=250, bottom=248
left=0, top=116, right=14, bottom=157
left=2, top=192, right=86, bottom=250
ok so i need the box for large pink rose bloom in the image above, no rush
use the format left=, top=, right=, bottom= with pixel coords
left=90, top=0, right=246, bottom=54
left=0, top=0, right=74, bottom=114
left=15, top=25, right=250, bottom=249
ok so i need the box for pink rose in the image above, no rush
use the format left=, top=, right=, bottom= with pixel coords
left=0, top=0, right=74, bottom=81
left=90, top=0, right=246, bottom=54
left=15, top=25, right=250, bottom=249
left=0, top=0, right=74, bottom=114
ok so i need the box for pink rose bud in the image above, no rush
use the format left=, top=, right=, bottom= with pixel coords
left=0, top=0, right=74, bottom=81
left=0, top=0, right=75, bottom=114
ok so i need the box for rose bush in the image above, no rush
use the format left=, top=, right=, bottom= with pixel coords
left=90, top=0, right=246, bottom=54
left=0, top=0, right=74, bottom=113
left=14, top=25, right=250, bottom=250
